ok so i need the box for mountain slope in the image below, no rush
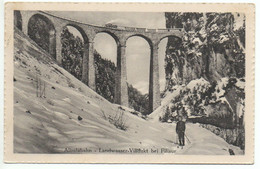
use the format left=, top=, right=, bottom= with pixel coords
left=13, top=28, right=242, bottom=155
left=13, top=28, right=178, bottom=153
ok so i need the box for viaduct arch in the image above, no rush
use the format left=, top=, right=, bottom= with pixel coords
left=28, top=14, right=57, bottom=59
left=14, top=10, right=183, bottom=112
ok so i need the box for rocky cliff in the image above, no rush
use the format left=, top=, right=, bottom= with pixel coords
left=164, top=13, right=245, bottom=87
left=157, top=13, right=246, bottom=149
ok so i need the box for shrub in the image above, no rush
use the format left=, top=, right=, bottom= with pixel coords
left=35, top=74, right=46, bottom=98
left=108, top=111, right=128, bottom=131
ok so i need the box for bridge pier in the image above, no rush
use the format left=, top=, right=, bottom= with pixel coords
left=21, top=12, right=30, bottom=35
left=82, top=42, right=89, bottom=85
left=55, top=27, right=62, bottom=65
left=149, top=44, right=161, bottom=112
left=80, top=41, right=96, bottom=91
left=115, top=44, right=129, bottom=107
left=49, top=29, right=56, bottom=59
left=87, top=41, right=96, bottom=91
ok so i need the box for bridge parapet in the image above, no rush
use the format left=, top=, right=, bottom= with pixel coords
left=146, top=28, right=157, bottom=33
left=38, top=11, right=183, bottom=38
left=156, top=28, right=183, bottom=33
left=122, top=26, right=183, bottom=34
left=135, top=28, right=146, bottom=32
left=124, top=27, right=136, bottom=31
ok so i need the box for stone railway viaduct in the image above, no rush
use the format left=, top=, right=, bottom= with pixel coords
left=14, top=10, right=183, bottom=112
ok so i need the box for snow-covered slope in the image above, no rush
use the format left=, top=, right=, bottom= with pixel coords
left=149, top=78, right=211, bottom=121
left=149, top=85, right=183, bottom=121
left=13, top=28, right=179, bottom=153
left=149, top=77, right=244, bottom=122
left=13, top=28, right=242, bottom=155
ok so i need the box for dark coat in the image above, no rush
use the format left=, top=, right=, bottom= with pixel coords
left=176, top=121, right=186, bottom=133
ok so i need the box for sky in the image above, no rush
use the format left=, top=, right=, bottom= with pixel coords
left=48, top=11, right=168, bottom=94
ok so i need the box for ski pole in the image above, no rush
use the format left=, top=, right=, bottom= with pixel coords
left=184, top=133, right=191, bottom=144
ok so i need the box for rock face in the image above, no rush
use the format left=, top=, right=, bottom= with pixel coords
left=161, top=13, right=246, bottom=150
left=164, top=13, right=245, bottom=88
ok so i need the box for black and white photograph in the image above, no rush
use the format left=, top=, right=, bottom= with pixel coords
left=4, top=3, right=255, bottom=164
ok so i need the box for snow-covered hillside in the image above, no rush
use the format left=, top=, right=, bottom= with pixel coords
left=149, top=76, right=245, bottom=151
left=150, top=77, right=244, bottom=122
left=13, top=28, right=243, bottom=155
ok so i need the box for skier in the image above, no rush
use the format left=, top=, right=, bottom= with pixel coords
left=176, top=116, right=186, bottom=147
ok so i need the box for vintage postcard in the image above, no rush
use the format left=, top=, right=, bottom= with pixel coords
left=4, top=3, right=255, bottom=164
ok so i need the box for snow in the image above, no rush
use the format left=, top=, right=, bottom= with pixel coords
left=235, top=79, right=245, bottom=90
left=149, top=86, right=182, bottom=121
left=179, top=123, right=243, bottom=155
left=210, top=23, right=219, bottom=32
left=199, top=27, right=207, bottom=39
left=192, top=37, right=202, bottom=45
left=13, top=29, right=243, bottom=155
left=186, top=77, right=210, bottom=91
left=149, top=77, right=221, bottom=121
left=219, top=34, right=229, bottom=44
left=214, top=77, right=229, bottom=99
